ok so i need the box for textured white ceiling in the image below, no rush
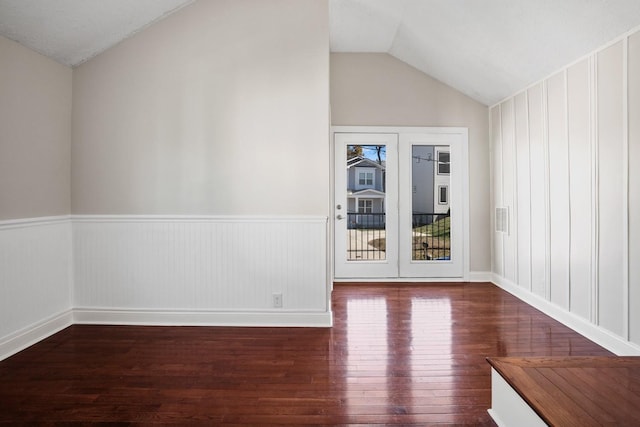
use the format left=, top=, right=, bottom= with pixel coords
left=0, top=0, right=194, bottom=66
left=330, top=0, right=640, bottom=105
left=1, top=1, right=640, bottom=105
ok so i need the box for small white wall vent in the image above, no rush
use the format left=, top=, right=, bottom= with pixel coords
left=495, top=207, right=509, bottom=234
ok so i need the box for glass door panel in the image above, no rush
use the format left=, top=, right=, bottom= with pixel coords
left=346, top=144, right=387, bottom=261
left=335, top=133, right=398, bottom=279
left=399, top=133, right=464, bottom=278
left=410, top=145, right=451, bottom=261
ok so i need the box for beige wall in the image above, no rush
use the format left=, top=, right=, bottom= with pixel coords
left=72, top=0, right=330, bottom=215
left=330, top=53, right=491, bottom=272
left=0, top=36, right=72, bottom=220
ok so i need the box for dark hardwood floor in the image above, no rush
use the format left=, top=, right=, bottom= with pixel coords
left=0, top=283, right=612, bottom=425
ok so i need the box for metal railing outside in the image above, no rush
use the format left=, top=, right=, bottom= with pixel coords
left=347, top=213, right=386, bottom=260
left=345, top=212, right=451, bottom=261
left=411, top=213, right=450, bottom=261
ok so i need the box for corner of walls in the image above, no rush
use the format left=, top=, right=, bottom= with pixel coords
left=0, top=309, right=73, bottom=362
left=490, top=27, right=640, bottom=356
left=1, top=215, right=332, bottom=362
left=469, top=271, right=494, bottom=282
left=2, top=0, right=334, bottom=362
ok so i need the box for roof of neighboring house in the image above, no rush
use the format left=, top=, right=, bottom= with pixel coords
left=347, top=156, right=385, bottom=170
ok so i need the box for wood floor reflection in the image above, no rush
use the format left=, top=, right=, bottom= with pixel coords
left=0, top=283, right=612, bottom=425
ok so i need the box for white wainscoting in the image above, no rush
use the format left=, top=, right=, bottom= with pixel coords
left=490, top=27, right=640, bottom=355
left=0, top=217, right=73, bottom=360
left=72, top=216, right=331, bottom=327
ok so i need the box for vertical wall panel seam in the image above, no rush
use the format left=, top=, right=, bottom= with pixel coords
left=564, top=68, right=572, bottom=312
left=623, top=36, right=630, bottom=341
left=511, top=99, right=519, bottom=286
left=526, top=90, right=534, bottom=293
left=543, top=80, right=552, bottom=302
left=499, top=103, right=505, bottom=277
left=489, top=108, right=499, bottom=273
left=591, top=54, right=600, bottom=325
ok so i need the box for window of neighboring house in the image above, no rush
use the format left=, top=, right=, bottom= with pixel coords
left=438, top=185, right=449, bottom=205
left=438, top=152, right=450, bottom=175
left=356, top=168, right=375, bottom=189
left=358, top=199, right=373, bottom=213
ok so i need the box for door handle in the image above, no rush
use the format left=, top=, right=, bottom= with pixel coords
left=336, top=214, right=344, bottom=220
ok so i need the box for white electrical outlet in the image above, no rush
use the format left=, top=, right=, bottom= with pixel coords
left=272, top=293, right=283, bottom=308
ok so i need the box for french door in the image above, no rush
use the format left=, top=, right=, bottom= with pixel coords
left=333, top=128, right=468, bottom=279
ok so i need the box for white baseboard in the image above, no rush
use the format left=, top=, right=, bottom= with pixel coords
left=335, top=277, right=471, bottom=283
left=0, top=307, right=332, bottom=362
left=334, top=272, right=492, bottom=283
left=73, top=308, right=332, bottom=327
left=0, top=310, right=73, bottom=361
left=492, top=274, right=640, bottom=356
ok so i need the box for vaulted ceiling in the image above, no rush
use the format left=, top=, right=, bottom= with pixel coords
left=330, top=0, right=640, bottom=105
left=0, top=0, right=195, bottom=67
left=1, top=0, right=640, bottom=105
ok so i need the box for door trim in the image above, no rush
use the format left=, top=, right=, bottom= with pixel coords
left=331, top=126, right=470, bottom=281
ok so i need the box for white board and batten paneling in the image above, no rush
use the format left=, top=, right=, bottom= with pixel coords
left=567, top=58, right=593, bottom=322
left=491, top=28, right=640, bottom=355
left=500, top=99, right=517, bottom=284
left=514, top=92, right=532, bottom=292
left=546, top=71, right=571, bottom=311
left=0, top=217, right=73, bottom=361
left=527, top=83, right=548, bottom=300
left=596, top=41, right=626, bottom=338
left=490, top=106, right=504, bottom=277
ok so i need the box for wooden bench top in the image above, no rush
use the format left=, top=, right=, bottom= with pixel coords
left=487, top=356, right=640, bottom=427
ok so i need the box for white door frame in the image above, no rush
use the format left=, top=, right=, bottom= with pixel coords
left=331, top=126, right=470, bottom=282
